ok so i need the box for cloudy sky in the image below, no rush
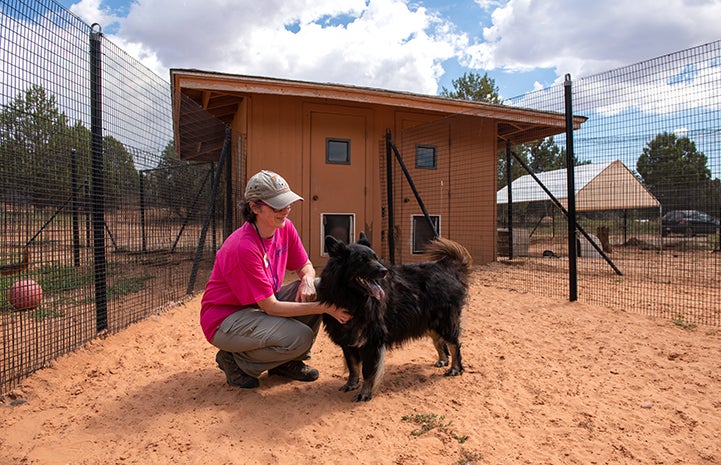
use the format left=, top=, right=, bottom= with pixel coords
left=57, top=0, right=721, bottom=99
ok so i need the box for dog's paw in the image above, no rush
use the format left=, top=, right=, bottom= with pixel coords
left=339, top=382, right=360, bottom=392
left=352, top=392, right=373, bottom=402
left=434, top=360, right=449, bottom=368
left=443, top=367, right=463, bottom=376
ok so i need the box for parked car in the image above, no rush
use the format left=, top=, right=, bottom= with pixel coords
left=661, top=210, right=720, bottom=236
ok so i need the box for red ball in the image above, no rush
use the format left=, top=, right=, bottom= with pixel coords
left=8, top=279, right=43, bottom=310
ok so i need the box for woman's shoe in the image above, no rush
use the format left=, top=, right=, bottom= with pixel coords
left=268, top=360, right=319, bottom=382
left=215, top=350, right=259, bottom=388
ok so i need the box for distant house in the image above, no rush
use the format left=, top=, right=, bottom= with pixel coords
left=170, top=70, right=582, bottom=266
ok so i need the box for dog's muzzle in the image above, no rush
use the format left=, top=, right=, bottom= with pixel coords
left=356, top=276, right=386, bottom=301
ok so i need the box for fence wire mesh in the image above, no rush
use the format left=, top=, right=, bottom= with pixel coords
left=1, top=0, right=225, bottom=394
left=2, top=0, right=720, bottom=396
left=390, top=40, right=720, bottom=328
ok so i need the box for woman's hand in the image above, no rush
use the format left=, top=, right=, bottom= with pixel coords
left=296, top=275, right=317, bottom=302
left=327, top=305, right=352, bottom=325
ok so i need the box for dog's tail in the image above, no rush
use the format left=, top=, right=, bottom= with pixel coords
left=426, top=237, right=473, bottom=276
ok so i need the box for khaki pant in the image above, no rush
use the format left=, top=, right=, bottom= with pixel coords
left=210, top=280, right=321, bottom=378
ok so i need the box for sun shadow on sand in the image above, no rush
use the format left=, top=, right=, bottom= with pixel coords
left=80, top=359, right=450, bottom=435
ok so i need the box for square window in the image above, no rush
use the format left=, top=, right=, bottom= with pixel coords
left=416, top=145, right=436, bottom=169
left=412, top=215, right=440, bottom=254
left=322, top=213, right=355, bottom=254
left=326, top=138, right=351, bottom=164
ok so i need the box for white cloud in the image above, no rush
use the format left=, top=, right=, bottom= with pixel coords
left=62, top=0, right=721, bottom=96
left=68, top=0, right=119, bottom=28
left=462, top=0, right=721, bottom=82
left=593, top=53, right=721, bottom=117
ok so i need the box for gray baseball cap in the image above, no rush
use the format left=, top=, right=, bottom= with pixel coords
left=244, top=170, right=303, bottom=209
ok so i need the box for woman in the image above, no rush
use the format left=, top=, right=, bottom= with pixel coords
left=200, top=170, right=351, bottom=388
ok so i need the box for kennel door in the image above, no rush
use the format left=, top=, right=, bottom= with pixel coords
left=308, top=109, right=368, bottom=265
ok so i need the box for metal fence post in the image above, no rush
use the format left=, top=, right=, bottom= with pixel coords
left=225, top=150, right=233, bottom=239
left=71, top=149, right=80, bottom=267
left=139, top=172, right=147, bottom=253
left=187, top=127, right=232, bottom=295
left=385, top=130, right=395, bottom=265
left=90, top=24, right=107, bottom=331
left=506, top=140, right=514, bottom=259
left=564, top=74, right=578, bottom=302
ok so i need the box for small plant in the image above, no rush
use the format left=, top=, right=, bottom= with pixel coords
left=34, top=264, right=94, bottom=294
left=401, top=412, right=469, bottom=444
left=672, top=312, right=697, bottom=330
left=456, top=449, right=483, bottom=465
left=401, top=413, right=442, bottom=436
left=28, top=306, right=65, bottom=320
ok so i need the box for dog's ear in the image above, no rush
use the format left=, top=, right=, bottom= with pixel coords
left=324, top=235, right=347, bottom=257
left=357, top=231, right=371, bottom=248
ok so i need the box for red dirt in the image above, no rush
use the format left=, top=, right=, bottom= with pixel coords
left=1, top=271, right=720, bottom=464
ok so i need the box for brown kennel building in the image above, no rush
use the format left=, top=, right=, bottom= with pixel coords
left=170, top=70, right=578, bottom=267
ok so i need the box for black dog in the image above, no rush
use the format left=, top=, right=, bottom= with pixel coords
left=318, top=233, right=472, bottom=401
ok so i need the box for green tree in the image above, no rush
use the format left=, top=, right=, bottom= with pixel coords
left=0, top=85, right=138, bottom=210
left=504, top=136, right=590, bottom=185
left=439, top=72, right=581, bottom=190
left=146, top=141, right=212, bottom=219
left=527, top=137, right=567, bottom=172
left=67, top=124, right=139, bottom=209
left=497, top=147, right=530, bottom=190
left=497, top=137, right=577, bottom=189
left=440, top=72, right=502, bottom=104
left=0, top=85, right=69, bottom=207
left=103, top=135, right=139, bottom=209
left=636, top=131, right=712, bottom=211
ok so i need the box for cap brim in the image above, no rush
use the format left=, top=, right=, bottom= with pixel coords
left=264, top=191, right=303, bottom=210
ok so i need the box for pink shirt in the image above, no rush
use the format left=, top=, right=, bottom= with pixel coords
left=200, top=219, right=308, bottom=342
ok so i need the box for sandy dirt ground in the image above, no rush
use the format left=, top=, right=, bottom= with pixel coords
left=2, top=266, right=720, bottom=465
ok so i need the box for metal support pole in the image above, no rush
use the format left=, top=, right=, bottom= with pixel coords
left=225, top=148, right=233, bottom=239
left=71, top=149, right=80, bottom=267
left=509, top=151, right=621, bottom=275
left=506, top=140, right=514, bottom=259
left=385, top=130, right=395, bottom=264
left=139, top=172, right=146, bottom=253
left=90, top=24, right=107, bottom=331
left=389, top=142, right=438, bottom=239
left=187, top=127, right=232, bottom=295
left=564, top=74, right=578, bottom=301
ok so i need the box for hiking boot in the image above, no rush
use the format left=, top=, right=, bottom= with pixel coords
left=215, top=350, right=259, bottom=389
left=268, top=360, right=319, bottom=382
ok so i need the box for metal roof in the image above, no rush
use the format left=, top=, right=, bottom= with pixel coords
left=497, top=160, right=660, bottom=211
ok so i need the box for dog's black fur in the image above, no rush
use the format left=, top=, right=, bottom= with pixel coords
left=318, top=233, right=472, bottom=401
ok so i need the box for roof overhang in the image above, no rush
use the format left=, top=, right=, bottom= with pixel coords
left=170, top=69, right=586, bottom=161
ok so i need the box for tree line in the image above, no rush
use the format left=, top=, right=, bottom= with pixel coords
left=0, top=85, right=209, bottom=214
left=2, top=79, right=719, bottom=219
left=0, top=85, right=137, bottom=210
